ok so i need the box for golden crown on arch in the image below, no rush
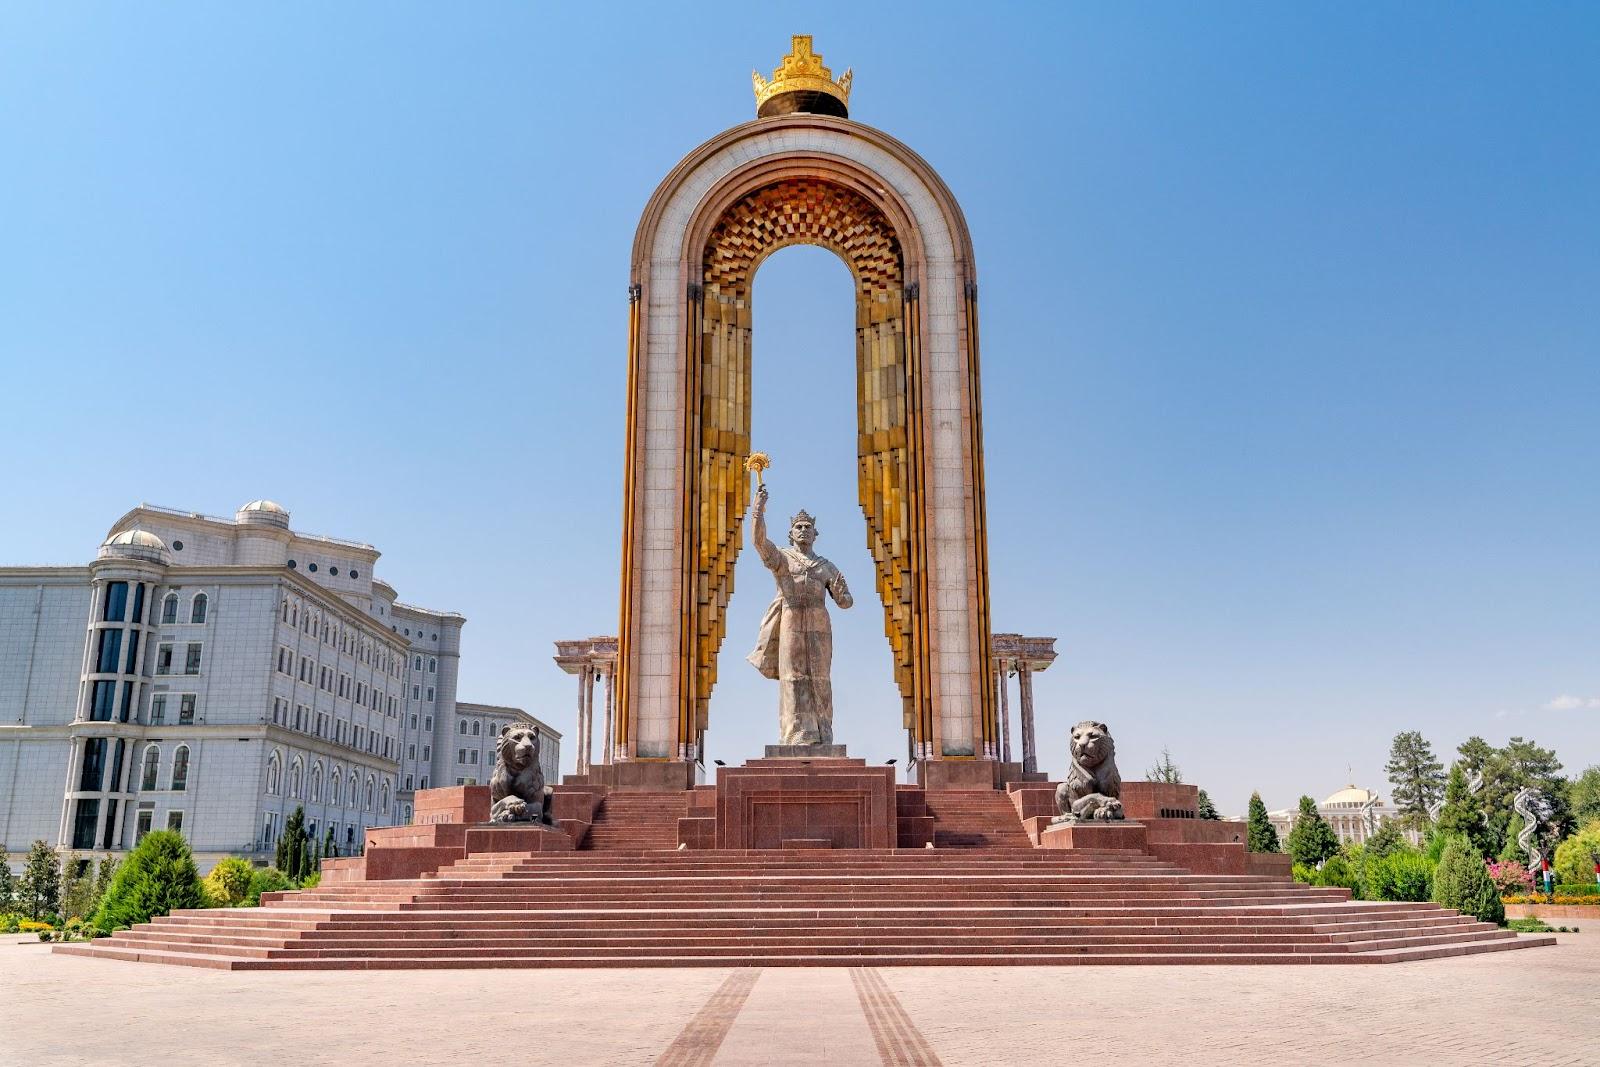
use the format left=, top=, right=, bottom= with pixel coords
left=752, top=35, right=852, bottom=114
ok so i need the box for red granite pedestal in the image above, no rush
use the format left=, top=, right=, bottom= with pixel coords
left=710, top=755, right=897, bottom=850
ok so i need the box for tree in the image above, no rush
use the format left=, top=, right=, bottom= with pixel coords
left=277, top=807, right=311, bottom=881
left=1385, top=731, right=1444, bottom=828
left=1570, top=766, right=1600, bottom=826
left=200, top=858, right=255, bottom=907
left=93, top=857, right=120, bottom=910
left=1145, top=747, right=1182, bottom=784
left=244, top=866, right=291, bottom=907
left=1431, top=836, right=1504, bottom=925
left=1364, top=821, right=1404, bottom=859
left=94, top=830, right=205, bottom=934
left=1196, top=789, right=1221, bottom=821
left=1455, top=735, right=1569, bottom=857
left=1286, top=795, right=1341, bottom=867
left=1246, top=792, right=1280, bottom=853
left=323, top=828, right=337, bottom=860
left=60, top=855, right=96, bottom=920
left=19, top=840, right=61, bottom=920
left=0, top=849, right=15, bottom=913
left=1552, top=820, right=1600, bottom=887
left=1433, top=763, right=1482, bottom=847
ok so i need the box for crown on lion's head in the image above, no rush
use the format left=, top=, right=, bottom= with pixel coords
left=1070, top=721, right=1114, bottom=768
left=497, top=726, right=541, bottom=770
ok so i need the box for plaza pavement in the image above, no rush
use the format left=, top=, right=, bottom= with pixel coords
left=1, top=933, right=1592, bottom=1066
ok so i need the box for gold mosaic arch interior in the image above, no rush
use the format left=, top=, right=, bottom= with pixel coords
left=679, top=177, right=933, bottom=749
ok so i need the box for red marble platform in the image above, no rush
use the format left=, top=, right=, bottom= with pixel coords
left=713, top=756, right=896, bottom=850
left=1039, top=820, right=1149, bottom=850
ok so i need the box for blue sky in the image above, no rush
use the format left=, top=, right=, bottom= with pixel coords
left=3, top=3, right=1596, bottom=813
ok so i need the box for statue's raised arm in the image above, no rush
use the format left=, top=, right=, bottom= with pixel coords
left=751, top=484, right=782, bottom=570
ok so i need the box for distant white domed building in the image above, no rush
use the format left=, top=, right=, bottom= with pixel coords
left=1268, top=784, right=1416, bottom=847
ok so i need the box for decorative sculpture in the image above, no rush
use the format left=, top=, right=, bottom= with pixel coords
left=1051, top=720, right=1125, bottom=823
left=746, top=479, right=853, bottom=746
left=489, top=726, right=550, bottom=824
left=1513, top=786, right=1555, bottom=870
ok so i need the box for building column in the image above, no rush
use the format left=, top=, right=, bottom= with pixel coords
left=601, top=664, right=616, bottom=766
left=575, top=667, right=591, bottom=776
left=1018, top=664, right=1037, bottom=775
left=996, top=662, right=1011, bottom=764
left=583, top=665, right=596, bottom=773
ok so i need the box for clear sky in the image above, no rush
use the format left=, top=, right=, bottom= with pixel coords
left=3, top=3, right=1597, bottom=815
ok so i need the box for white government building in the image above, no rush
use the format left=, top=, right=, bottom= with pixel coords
left=0, top=500, right=557, bottom=870
left=1267, top=784, right=1415, bottom=847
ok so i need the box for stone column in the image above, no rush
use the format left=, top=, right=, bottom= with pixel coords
left=583, top=665, right=596, bottom=773
left=601, top=664, right=616, bottom=765
left=575, top=667, right=591, bottom=775
left=1018, top=664, right=1037, bottom=775
left=997, top=662, right=1011, bottom=764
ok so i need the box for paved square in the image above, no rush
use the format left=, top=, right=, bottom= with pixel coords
left=1, top=933, right=1589, bottom=1066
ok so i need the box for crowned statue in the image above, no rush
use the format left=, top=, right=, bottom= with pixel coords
left=744, top=457, right=853, bottom=746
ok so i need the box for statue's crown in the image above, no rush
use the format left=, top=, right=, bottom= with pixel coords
left=790, top=509, right=816, bottom=527
left=752, top=35, right=852, bottom=118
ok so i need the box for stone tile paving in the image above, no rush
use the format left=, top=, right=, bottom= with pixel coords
left=0, top=933, right=1588, bottom=1066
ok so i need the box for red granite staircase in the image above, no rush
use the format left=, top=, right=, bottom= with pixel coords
left=58, top=844, right=1552, bottom=969
left=925, top=790, right=1036, bottom=849
left=579, top=791, right=688, bottom=851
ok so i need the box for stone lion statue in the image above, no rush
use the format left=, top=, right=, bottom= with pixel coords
left=489, top=726, right=549, bottom=824
left=1051, top=720, right=1124, bottom=824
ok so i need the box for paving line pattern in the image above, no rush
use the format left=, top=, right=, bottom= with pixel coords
left=655, top=969, right=762, bottom=1067
left=850, top=967, right=943, bottom=1066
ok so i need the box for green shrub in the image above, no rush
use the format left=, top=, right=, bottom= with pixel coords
left=1553, top=883, right=1599, bottom=897
left=1, top=913, right=19, bottom=933
left=1316, top=855, right=1360, bottom=894
left=201, top=858, right=255, bottom=907
left=1291, top=862, right=1318, bottom=885
left=93, top=830, right=206, bottom=934
left=297, top=871, right=321, bottom=890
left=244, top=866, right=291, bottom=906
left=1552, top=820, right=1600, bottom=887
left=1367, top=849, right=1434, bottom=902
left=1507, top=917, right=1553, bottom=933
left=1431, top=836, right=1504, bottom=925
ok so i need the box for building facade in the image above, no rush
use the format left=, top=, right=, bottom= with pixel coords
left=0, top=500, right=554, bottom=870
left=1267, top=785, right=1416, bottom=848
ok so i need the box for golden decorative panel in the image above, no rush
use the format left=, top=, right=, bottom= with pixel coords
left=679, top=178, right=930, bottom=746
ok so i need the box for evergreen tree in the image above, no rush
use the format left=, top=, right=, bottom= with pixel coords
left=1384, top=731, right=1444, bottom=828
left=323, top=828, right=337, bottom=860
left=1431, top=835, right=1504, bottom=925
left=1364, top=820, right=1404, bottom=859
left=60, top=855, right=96, bottom=920
left=1434, top=763, right=1481, bottom=845
left=19, top=840, right=61, bottom=920
left=94, top=830, right=205, bottom=933
left=0, top=849, right=15, bottom=913
left=93, top=858, right=120, bottom=914
left=1196, top=789, right=1221, bottom=821
left=1246, top=792, right=1280, bottom=853
left=280, top=807, right=310, bottom=881
left=274, top=826, right=288, bottom=872
left=1145, top=747, right=1183, bottom=784
left=1286, top=795, right=1341, bottom=867
left=1497, top=812, right=1527, bottom=864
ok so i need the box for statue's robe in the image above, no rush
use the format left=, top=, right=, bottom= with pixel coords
left=747, top=536, right=852, bottom=745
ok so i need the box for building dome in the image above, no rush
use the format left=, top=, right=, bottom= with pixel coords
left=98, top=528, right=170, bottom=564
left=236, top=499, right=291, bottom=528
left=1323, top=785, right=1378, bottom=808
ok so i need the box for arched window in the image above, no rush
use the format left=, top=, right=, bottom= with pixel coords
left=161, top=593, right=179, bottom=624
left=329, top=769, right=341, bottom=806
left=309, top=762, right=323, bottom=803
left=266, top=751, right=281, bottom=795
left=289, top=757, right=303, bottom=799
left=365, top=777, right=375, bottom=811
left=348, top=775, right=359, bottom=807
left=380, top=781, right=390, bottom=812
left=141, top=745, right=160, bottom=790
left=171, top=745, right=190, bottom=791
left=281, top=600, right=289, bottom=623
left=190, top=593, right=208, bottom=624
left=428, top=658, right=436, bottom=673
left=458, top=720, right=467, bottom=735
left=471, top=720, right=481, bottom=736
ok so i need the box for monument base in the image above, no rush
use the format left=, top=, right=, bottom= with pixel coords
left=764, top=744, right=849, bottom=759
left=713, top=756, right=895, bottom=849
left=1039, top=819, right=1148, bottom=851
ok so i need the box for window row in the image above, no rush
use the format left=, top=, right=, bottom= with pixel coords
left=276, top=649, right=400, bottom=716
left=99, top=581, right=148, bottom=626
left=271, top=698, right=396, bottom=758
left=410, top=655, right=437, bottom=674
left=264, top=752, right=390, bottom=812
left=159, top=591, right=208, bottom=625
left=138, top=743, right=190, bottom=792
left=280, top=597, right=402, bottom=678
left=155, top=642, right=203, bottom=676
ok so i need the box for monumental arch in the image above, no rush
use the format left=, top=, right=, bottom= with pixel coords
left=614, top=37, right=995, bottom=777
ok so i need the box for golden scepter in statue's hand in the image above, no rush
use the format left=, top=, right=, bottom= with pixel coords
left=744, top=451, right=770, bottom=488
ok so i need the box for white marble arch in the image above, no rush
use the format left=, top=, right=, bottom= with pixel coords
left=617, top=114, right=993, bottom=766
